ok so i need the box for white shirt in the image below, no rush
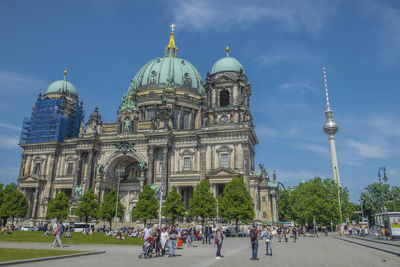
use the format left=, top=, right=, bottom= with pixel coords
left=143, top=227, right=152, bottom=240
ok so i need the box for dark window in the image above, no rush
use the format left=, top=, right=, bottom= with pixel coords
left=174, top=108, right=180, bottom=129
left=184, top=156, right=191, bottom=171
left=262, top=196, right=266, bottom=202
left=183, top=110, right=190, bottom=130
left=67, top=162, right=74, bottom=175
left=220, top=90, right=229, bottom=106
left=263, top=212, right=267, bottom=218
left=34, top=162, right=41, bottom=175
left=220, top=153, right=229, bottom=168
left=147, top=108, right=154, bottom=120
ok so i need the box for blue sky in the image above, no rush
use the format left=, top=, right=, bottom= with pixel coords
left=0, top=0, right=399, bottom=202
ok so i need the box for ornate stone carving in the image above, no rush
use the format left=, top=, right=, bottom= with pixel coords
left=114, top=141, right=135, bottom=155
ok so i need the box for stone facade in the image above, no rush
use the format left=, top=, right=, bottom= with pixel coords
left=17, top=32, right=278, bottom=224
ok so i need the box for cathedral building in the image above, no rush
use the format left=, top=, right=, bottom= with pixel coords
left=17, top=27, right=278, bottom=224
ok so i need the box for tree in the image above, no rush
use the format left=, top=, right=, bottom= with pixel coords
left=75, top=188, right=99, bottom=226
left=131, top=185, right=158, bottom=225
left=278, top=189, right=294, bottom=222
left=285, top=177, right=354, bottom=226
left=46, top=192, right=70, bottom=221
left=0, top=183, right=6, bottom=226
left=98, top=190, right=124, bottom=229
left=162, top=187, right=186, bottom=224
left=189, top=179, right=217, bottom=223
left=219, top=176, right=254, bottom=233
left=0, top=183, right=28, bottom=225
left=361, top=183, right=399, bottom=225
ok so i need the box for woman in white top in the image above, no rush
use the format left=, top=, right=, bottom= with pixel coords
left=160, top=227, right=169, bottom=256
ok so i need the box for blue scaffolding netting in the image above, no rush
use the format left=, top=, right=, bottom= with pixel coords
left=20, top=99, right=84, bottom=144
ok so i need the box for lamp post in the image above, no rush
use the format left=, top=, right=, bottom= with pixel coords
left=335, top=167, right=343, bottom=223
left=158, top=178, right=164, bottom=233
left=114, top=167, right=125, bottom=231
left=378, top=167, right=388, bottom=213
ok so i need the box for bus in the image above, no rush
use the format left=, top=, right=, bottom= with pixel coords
left=71, top=223, right=95, bottom=233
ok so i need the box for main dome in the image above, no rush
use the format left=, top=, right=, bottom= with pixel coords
left=129, top=56, right=205, bottom=94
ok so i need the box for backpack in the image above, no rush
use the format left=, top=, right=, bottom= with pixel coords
left=214, top=232, right=219, bottom=243
left=250, top=229, right=257, bottom=241
left=60, top=224, right=64, bottom=235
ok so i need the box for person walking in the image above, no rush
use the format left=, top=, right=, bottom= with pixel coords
left=284, top=227, right=289, bottom=242
left=277, top=227, right=282, bottom=242
left=168, top=225, right=178, bottom=257
left=160, top=227, right=168, bottom=256
left=207, top=224, right=212, bottom=244
left=292, top=226, right=297, bottom=242
left=202, top=223, right=206, bottom=244
left=215, top=226, right=223, bottom=259
left=142, top=224, right=152, bottom=244
left=249, top=224, right=259, bottom=261
left=51, top=220, right=63, bottom=248
left=265, top=227, right=272, bottom=256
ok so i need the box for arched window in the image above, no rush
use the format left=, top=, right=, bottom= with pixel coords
left=183, top=110, right=190, bottom=130
left=220, top=90, right=229, bottom=106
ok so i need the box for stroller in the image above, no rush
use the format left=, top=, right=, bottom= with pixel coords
left=139, top=237, right=155, bottom=259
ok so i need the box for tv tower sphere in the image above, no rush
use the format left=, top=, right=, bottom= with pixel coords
left=323, top=110, right=338, bottom=135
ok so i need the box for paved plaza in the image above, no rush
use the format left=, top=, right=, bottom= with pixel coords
left=1, top=235, right=399, bottom=267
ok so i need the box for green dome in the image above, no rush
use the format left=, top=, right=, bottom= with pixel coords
left=45, top=80, right=77, bottom=97
left=129, top=56, right=205, bottom=94
left=211, top=56, right=244, bottom=75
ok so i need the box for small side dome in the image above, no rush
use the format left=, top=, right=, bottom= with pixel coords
left=45, top=70, right=78, bottom=98
left=211, top=46, right=244, bottom=75
left=46, top=80, right=78, bottom=97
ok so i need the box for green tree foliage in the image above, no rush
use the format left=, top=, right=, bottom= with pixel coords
left=279, top=177, right=354, bottom=225
left=278, top=189, right=294, bottom=222
left=131, top=185, right=158, bottom=225
left=189, top=179, right=217, bottom=223
left=98, top=189, right=124, bottom=229
left=162, top=187, right=186, bottom=224
left=219, top=176, right=254, bottom=232
left=75, top=188, right=99, bottom=225
left=361, top=183, right=400, bottom=225
left=0, top=183, right=28, bottom=225
left=46, top=192, right=70, bottom=221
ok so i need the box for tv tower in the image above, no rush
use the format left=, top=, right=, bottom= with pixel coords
left=322, top=66, right=341, bottom=187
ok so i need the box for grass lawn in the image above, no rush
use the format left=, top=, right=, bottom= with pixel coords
left=0, top=231, right=143, bottom=245
left=0, top=248, right=85, bottom=262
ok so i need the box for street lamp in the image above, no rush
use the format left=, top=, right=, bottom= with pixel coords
left=378, top=167, right=388, bottom=213
left=335, top=167, right=343, bottom=223
left=158, top=178, right=164, bottom=233
left=114, top=167, right=125, bottom=230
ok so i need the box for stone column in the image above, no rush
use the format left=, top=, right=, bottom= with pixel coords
left=162, top=145, right=168, bottom=196
left=271, top=193, right=278, bottom=222
left=84, top=150, right=94, bottom=192
left=72, top=151, right=83, bottom=198
left=18, top=155, right=27, bottom=179
left=147, top=146, right=155, bottom=185
left=200, top=146, right=206, bottom=179
left=210, top=144, right=215, bottom=170
left=32, top=187, right=40, bottom=219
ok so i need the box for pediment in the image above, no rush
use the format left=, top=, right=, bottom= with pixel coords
left=18, top=174, right=43, bottom=183
left=207, top=167, right=240, bottom=178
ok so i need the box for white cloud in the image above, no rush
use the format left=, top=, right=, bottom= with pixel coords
left=280, top=81, right=318, bottom=93
left=0, top=134, right=19, bottom=149
left=276, top=169, right=330, bottom=185
left=255, top=125, right=277, bottom=137
left=0, top=70, right=47, bottom=91
left=294, top=143, right=330, bottom=156
left=256, top=50, right=317, bottom=68
left=347, top=139, right=390, bottom=159
left=0, top=122, right=20, bottom=131
left=170, top=0, right=339, bottom=34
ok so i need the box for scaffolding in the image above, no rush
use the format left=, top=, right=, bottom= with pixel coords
left=20, top=98, right=84, bottom=144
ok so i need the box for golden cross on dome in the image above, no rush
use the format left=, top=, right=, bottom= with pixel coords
left=170, top=23, right=176, bottom=33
